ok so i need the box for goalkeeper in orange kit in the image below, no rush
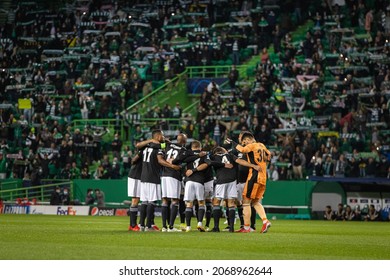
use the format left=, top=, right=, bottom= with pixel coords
left=226, top=132, right=272, bottom=233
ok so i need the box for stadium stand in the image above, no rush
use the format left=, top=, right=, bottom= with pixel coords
left=194, top=0, right=390, bottom=181
left=0, top=0, right=287, bottom=181
left=0, top=0, right=389, bottom=220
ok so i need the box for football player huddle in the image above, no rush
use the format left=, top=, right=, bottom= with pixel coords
left=127, top=129, right=272, bottom=234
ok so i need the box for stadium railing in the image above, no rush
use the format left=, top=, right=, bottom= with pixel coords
left=140, top=117, right=182, bottom=129
left=124, top=70, right=189, bottom=115
left=186, top=65, right=250, bottom=79
left=182, top=99, right=200, bottom=117
left=0, top=180, right=20, bottom=194
left=0, top=181, right=73, bottom=202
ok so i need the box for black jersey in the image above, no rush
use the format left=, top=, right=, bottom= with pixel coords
left=185, top=149, right=207, bottom=184
left=140, top=145, right=164, bottom=184
left=162, top=143, right=186, bottom=181
left=204, top=155, right=214, bottom=182
left=231, top=149, right=249, bottom=183
left=207, top=152, right=238, bottom=184
left=128, top=151, right=142, bottom=180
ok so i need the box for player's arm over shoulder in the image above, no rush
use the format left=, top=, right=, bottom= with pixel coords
left=236, top=142, right=257, bottom=153
left=136, top=139, right=159, bottom=149
left=205, top=155, right=225, bottom=168
left=259, top=143, right=271, bottom=161
left=157, top=153, right=181, bottom=170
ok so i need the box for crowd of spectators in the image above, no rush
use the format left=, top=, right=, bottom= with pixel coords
left=195, top=0, right=390, bottom=179
left=0, top=0, right=389, bottom=184
left=0, top=0, right=285, bottom=182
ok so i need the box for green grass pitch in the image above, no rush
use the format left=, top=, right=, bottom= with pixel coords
left=0, top=215, right=389, bottom=260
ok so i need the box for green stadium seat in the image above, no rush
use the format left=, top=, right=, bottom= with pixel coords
left=244, top=48, right=252, bottom=56
left=246, top=66, right=255, bottom=77
left=225, top=59, right=232, bottom=66
left=73, top=113, right=82, bottom=120
left=152, top=80, right=164, bottom=89
left=296, top=55, right=305, bottom=63
left=269, top=53, right=280, bottom=64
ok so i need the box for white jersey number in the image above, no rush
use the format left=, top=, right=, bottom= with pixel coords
left=193, top=158, right=201, bottom=169
left=143, top=148, right=153, bottom=163
left=166, top=148, right=179, bottom=159
left=222, top=155, right=231, bottom=164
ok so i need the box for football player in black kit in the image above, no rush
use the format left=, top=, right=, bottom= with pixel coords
left=181, top=140, right=209, bottom=232
left=127, top=149, right=143, bottom=231
left=206, top=146, right=260, bottom=232
left=136, top=130, right=181, bottom=231
left=202, top=156, right=214, bottom=231
left=160, top=133, right=188, bottom=232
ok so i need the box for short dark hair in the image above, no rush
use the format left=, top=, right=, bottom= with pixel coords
left=212, top=146, right=225, bottom=155
left=241, top=132, right=254, bottom=141
left=191, top=140, right=201, bottom=149
left=152, top=129, right=162, bottom=138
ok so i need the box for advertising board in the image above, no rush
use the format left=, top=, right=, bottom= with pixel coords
left=29, top=205, right=90, bottom=216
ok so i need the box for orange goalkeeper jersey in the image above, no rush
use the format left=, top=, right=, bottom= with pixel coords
left=236, top=142, right=270, bottom=185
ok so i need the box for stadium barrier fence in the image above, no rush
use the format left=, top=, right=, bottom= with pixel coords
left=0, top=181, right=73, bottom=202
left=186, top=65, right=250, bottom=79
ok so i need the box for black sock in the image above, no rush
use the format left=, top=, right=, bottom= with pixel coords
left=212, top=206, right=222, bottom=230
left=194, top=203, right=199, bottom=219
left=228, top=207, right=236, bottom=232
left=198, top=206, right=205, bottom=223
left=161, top=204, right=168, bottom=228
left=179, top=196, right=185, bottom=223
left=169, top=203, right=179, bottom=228
left=237, top=205, right=244, bottom=227
left=205, top=202, right=212, bottom=227
left=139, top=203, right=147, bottom=227
left=167, top=200, right=171, bottom=220
left=146, top=203, right=155, bottom=228
left=130, top=206, right=138, bottom=227
left=185, top=207, right=192, bottom=227
left=251, top=206, right=256, bottom=229
left=129, top=207, right=131, bottom=226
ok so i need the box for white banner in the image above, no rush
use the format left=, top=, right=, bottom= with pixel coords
left=382, top=193, right=390, bottom=209
left=29, top=205, right=90, bottom=216
left=346, top=192, right=382, bottom=210
left=0, top=260, right=388, bottom=280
